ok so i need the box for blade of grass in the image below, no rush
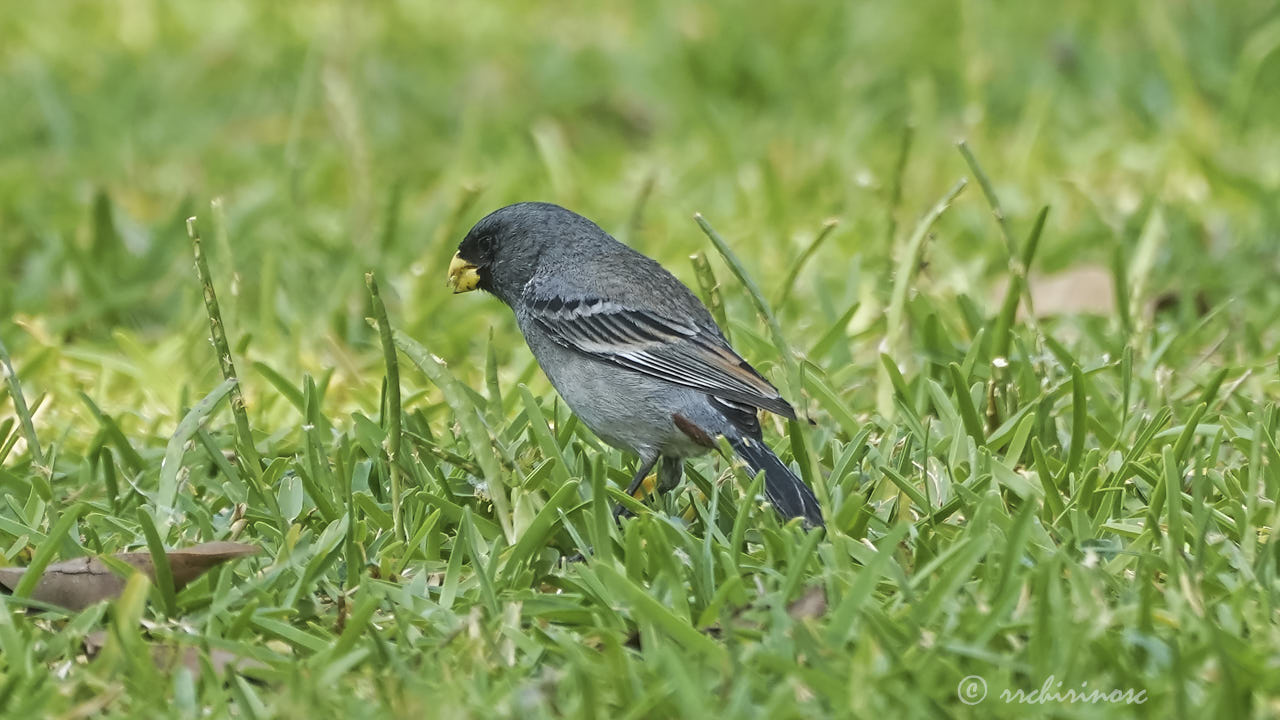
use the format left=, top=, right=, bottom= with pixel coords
left=690, top=251, right=730, bottom=341
left=1031, top=438, right=1066, bottom=521
left=809, top=300, right=861, bottom=361
left=485, top=329, right=503, bottom=421
left=590, top=455, right=614, bottom=564
left=826, top=521, right=910, bottom=644
left=991, top=205, right=1049, bottom=359
left=136, top=510, right=176, bottom=617
left=187, top=216, right=262, bottom=474
left=1067, top=365, right=1087, bottom=474
left=366, top=272, right=404, bottom=541
left=948, top=363, right=986, bottom=444
left=625, top=173, right=656, bottom=243
left=975, top=498, right=1037, bottom=643
left=11, top=503, right=86, bottom=599
left=155, top=378, right=237, bottom=530
left=594, top=564, right=727, bottom=664
left=800, top=371, right=860, bottom=439
left=392, top=330, right=514, bottom=543
left=78, top=392, right=145, bottom=476
left=695, top=213, right=795, bottom=382
left=518, top=385, right=572, bottom=487
left=957, top=141, right=1045, bottom=339
left=250, top=362, right=306, bottom=413
left=775, top=218, right=839, bottom=308
left=880, top=465, right=932, bottom=514
left=1172, top=403, right=1208, bottom=464
left=879, top=177, right=968, bottom=416
left=883, top=123, right=915, bottom=247
left=327, top=586, right=381, bottom=660
left=0, top=335, right=49, bottom=499
left=956, top=141, right=1015, bottom=254
left=500, top=480, right=579, bottom=584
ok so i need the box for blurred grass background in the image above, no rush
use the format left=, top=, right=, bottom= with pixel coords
left=5, top=0, right=1278, bottom=414
left=3, top=0, right=1280, bottom=716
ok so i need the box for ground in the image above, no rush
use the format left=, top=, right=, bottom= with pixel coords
left=1, top=1, right=1279, bottom=717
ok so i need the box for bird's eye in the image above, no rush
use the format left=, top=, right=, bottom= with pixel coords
left=459, top=233, right=496, bottom=264
left=479, top=235, right=498, bottom=263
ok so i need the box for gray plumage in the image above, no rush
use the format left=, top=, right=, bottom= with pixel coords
left=452, top=202, right=824, bottom=527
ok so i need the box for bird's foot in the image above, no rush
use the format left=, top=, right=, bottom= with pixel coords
left=612, top=473, right=659, bottom=522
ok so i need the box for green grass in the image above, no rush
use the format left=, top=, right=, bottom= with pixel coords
left=3, top=0, right=1280, bottom=717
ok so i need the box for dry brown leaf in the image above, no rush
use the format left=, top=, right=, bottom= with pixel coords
left=84, top=630, right=268, bottom=676
left=0, top=541, right=258, bottom=611
left=0, top=556, right=127, bottom=611
left=156, top=644, right=268, bottom=676
left=787, top=586, right=828, bottom=621
left=990, top=265, right=1116, bottom=318
left=162, top=541, right=260, bottom=587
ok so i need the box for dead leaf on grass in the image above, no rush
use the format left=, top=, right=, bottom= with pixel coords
left=0, top=541, right=258, bottom=611
left=991, top=265, right=1116, bottom=318
left=787, top=586, right=829, bottom=621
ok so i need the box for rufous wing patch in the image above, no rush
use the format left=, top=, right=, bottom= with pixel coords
left=672, top=413, right=716, bottom=448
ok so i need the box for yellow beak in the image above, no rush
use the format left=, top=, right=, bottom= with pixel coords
left=447, top=253, right=481, bottom=293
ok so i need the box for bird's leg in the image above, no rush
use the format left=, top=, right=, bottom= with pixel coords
left=658, top=456, right=689, bottom=519
left=614, top=453, right=660, bottom=520
left=569, top=454, right=661, bottom=561
left=658, top=456, right=683, bottom=493
left=623, top=453, right=660, bottom=497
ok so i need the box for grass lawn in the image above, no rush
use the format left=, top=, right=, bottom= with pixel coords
left=2, top=0, right=1280, bottom=717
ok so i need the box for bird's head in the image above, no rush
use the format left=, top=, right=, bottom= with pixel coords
left=449, top=202, right=597, bottom=305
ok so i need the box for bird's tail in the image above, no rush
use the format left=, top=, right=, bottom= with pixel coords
left=729, top=435, right=824, bottom=527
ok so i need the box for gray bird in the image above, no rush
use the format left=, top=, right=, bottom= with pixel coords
left=447, top=202, right=823, bottom=527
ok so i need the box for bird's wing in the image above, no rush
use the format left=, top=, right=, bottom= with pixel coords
left=523, top=292, right=795, bottom=418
